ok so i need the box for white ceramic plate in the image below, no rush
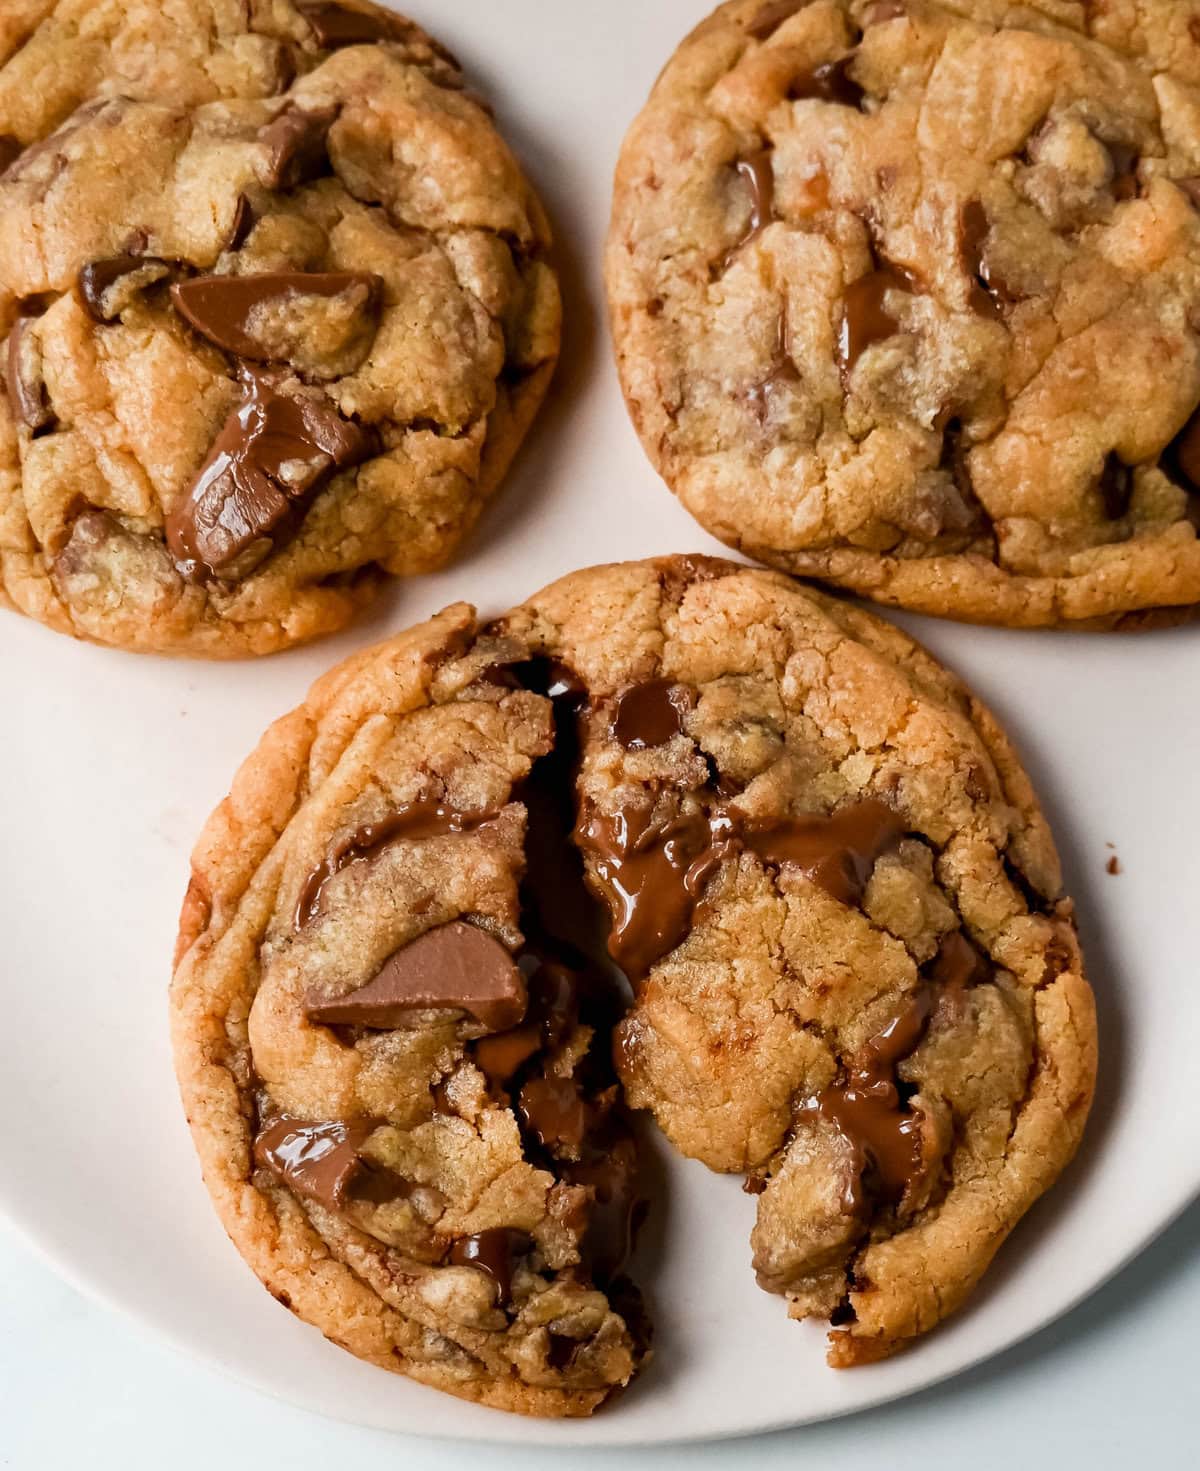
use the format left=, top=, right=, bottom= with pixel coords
left=2, top=0, right=1198, bottom=1448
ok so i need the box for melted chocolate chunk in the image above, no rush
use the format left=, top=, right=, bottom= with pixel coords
left=731, top=150, right=776, bottom=256
left=1162, top=408, right=1200, bottom=495
left=254, top=1118, right=372, bottom=1209
left=0, top=134, right=22, bottom=174
left=746, top=309, right=800, bottom=419
left=78, top=255, right=171, bottom=323
left=518, top=1076, right=588, bottom=1152
left=808, top=988, right=933, bottom=1212
left=257, top=108, right=335, bottom=191
left=165, top=371, right=375, bottom=579
left=567, top=1129, right=640, bottom=1284
left=296, top=798, right=500, bottom=928
left=304, top=921, right=527, bottom=1033
left=298, top=1, right=405, bottom=46
left=6, top=314, right=54, bottom=436
left=960, top=200, right=1007, bottom=320
left=472, top=1023, right=542, bottom=1088
left=448, top=1228, right=528, bottom=1307
left=1099, top=452, right=1134, bottom=520
left=837, top=260, right=919, bottom=375
left=929, top=930, right=990, bottom=994
left=171, top=270, right=382, bottom=361
left=611, top=679, right=694, bottom=750
left=576, top=806, right=730, bottom=983
left=746, top=0, right=810, bottom=39
left=789, top=56, right=864, bottom=109
left=741, top=799, right=907, bottom=906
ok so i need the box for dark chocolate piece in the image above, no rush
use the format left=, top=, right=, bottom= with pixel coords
left=298, top=1, right=405, bottom=47
left=0, top=134, right=22, bottom=174
left=447, top=1228, right=527, bottom=1306
left=227, top=194, right=256, bottom=251
left=78, top=255, right=171, bottom=323
left=960, top=200, right=1007, bottom=320
left=611, top=679, right=694, bottom=750
left=1098, top=452, right=1134, bottom=520
left=304, top=921, right=527, bottom=1033
left=5, top=315, right=54, bottom=436
left=788, top=57, right=864, bottom=109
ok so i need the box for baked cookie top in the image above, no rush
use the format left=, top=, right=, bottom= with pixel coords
left=607, top=0, right=1200, bottom=627
left=172, top=557, right=1095, bottom=1405
left=0, top=1, right=560, bottom=657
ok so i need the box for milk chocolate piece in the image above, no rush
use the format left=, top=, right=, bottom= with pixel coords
left=254, top=1118, right=371, bottom=1208
left=298, top=1, right=404, bottom=47
left=746, top=0, right=810, bottom=40
left=611, top=679, right=694, bottom=750
left=809, top=987, right=933, bottom=1211
left=1099, top=453, right=1134, bottom=520
left=304, top=921, right=527, bottom=1033
left=257, top=108, right=334, bottom=191
left=789, top=57, right=864, bottom=109
left=473, top=1024, right=542, bottom=1087
left=929, top=930, right=989, bottom=993
left=296, top=799, right=501, bottom=927
left=741, top=799, right=906, bottom=905
left=448, top=1228, right=527, bottom=1306
left=166, top=371, right=374, bottom=578
left=837, top=262, right=919, bottom=374
left=171, top=270, right=382, bottom=362
left=78, top=255, right=171, bottom=323
left=6, top=315, right=54, bottom=436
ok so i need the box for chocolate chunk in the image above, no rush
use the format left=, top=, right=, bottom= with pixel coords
left=171, top=270, right=382, bottom=362
left=576, top=806, right=732, bottom=982
left=746, top=0, right=810, bottom=40
left=724, top=149, right=776, bottom=266
left=78, top=255, right=171, bottom=324
left=226, top=194, right=256, bottom=251
left=929, top=931, right=989, bottom=993
left=568, top=1132, right=642, bottom=1285
left=295, top=799, right=500, bottom=928
left=526, top=957, right=583, bottom=1049
left=611, top=679, right=694, bottom=750
left=837, top=261, right=919, bottom=375
left=473, top=1024, right=542, bottom=1088
left=0, top=134, right=22, bottom=174
left=960, top=201, right=1007, bottom=320
left=257, top=108, right=335, bottom=191
left=1162, top=408, right=1200, bottom=495
left=746, top=309, right=800, bottom=419
left=448, top=1228, right=528, bottom=1306
left=789, top=56, right=864, bottom=109
left=166, top=371, right=375, bottom=578
left=1107, top=141, right=1139, bottom=202
left=741, top=799, right=906, bottom=906
left=6, top=315, right=54, bottom=436
left=1099, top=452, right=1134, bottom=519
left=518, top=1076, right=588, bottom=1152
left=305, top=921, right=527, bottom=1033
left=254, top=1118, right=372, bottom=1209
left=298, top=1, right=405, bottom=47
left=807, top=987, right=933, bottom=1212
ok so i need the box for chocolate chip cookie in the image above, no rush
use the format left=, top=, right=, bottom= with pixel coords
left=172, top=556, right=1095, bottom=1401
left=607, top=0, right=1200, bottom=627
left=1, top=1, right=560, bottom=657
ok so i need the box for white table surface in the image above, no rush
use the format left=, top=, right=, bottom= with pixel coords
left=3, top=1199, right=1197, bottom=1470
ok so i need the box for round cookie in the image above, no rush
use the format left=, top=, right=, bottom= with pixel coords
left=0, top=1, right=560, bottom=657
left=606, top=0, right=1200, bottom=628
left=173, top=556, right=1095, bottom=1398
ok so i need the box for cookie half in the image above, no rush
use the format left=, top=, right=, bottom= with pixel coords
left=172, top=557, right=1095, bottom=1400
left=607, top=0, right=1200, bottom=627
left=0, top=1, right=560, bottom=656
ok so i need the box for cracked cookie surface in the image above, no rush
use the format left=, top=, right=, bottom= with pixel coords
left=0, top=0, right=560, bottom=657
left=607, top=0, right=1200, bottom=627
left=173, top=556, right=1095, bottom=1401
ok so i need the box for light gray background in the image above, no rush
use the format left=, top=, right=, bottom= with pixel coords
left=3, top=1200, right=1197, bottom=1469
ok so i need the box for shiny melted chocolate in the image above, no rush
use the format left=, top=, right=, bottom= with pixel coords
left=254, top=1118, right=372, bottom=1209
left=960, top=200, right=1007, bottom=320
left=447, top=1228, right=529, bottom=1307
left=788, top=57, right=864, bottom=109
left=723, top=149, right=777, bottom=267
left=809, top=989, right=932, bottom=1212
left=171, top=270, right=382, bottom=361
left=295, top=798, right=500, bottom=928
left=611, top=679, right=694, bottom=750
left=837, top=259, right=921, bottom=375
left=740, top=799, right=906, bottom=906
